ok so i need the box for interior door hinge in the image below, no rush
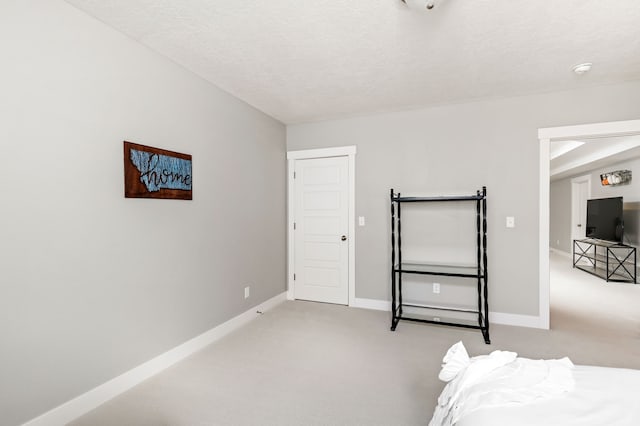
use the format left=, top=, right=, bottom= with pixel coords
left=293, top=171, right=296, bottom=179
left=294, top=273, right=296, bottom=281
left=293, top=222, right=296, bottom=230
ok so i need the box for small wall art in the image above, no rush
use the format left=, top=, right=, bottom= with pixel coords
left=600, top=169, right=631, bottom=187
left=124, top=141, right=192, bottom=200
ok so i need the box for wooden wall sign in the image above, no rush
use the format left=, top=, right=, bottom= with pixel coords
left=124, top=141, right=192, bottom=200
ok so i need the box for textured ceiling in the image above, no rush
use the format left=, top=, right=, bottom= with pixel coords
left=64, top=0, right=640, bottom=123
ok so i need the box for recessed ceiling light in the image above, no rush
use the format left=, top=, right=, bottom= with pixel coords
left=572, top=63, right=592, bottom=75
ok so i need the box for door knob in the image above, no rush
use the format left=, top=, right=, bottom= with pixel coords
left=341, top=235, right=347, bottom=241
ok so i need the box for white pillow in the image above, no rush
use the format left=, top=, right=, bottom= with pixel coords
left=438, top=341, right=471, bottom=382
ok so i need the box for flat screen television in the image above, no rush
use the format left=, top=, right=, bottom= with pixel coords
left=585, top=197, right=624, bottom=243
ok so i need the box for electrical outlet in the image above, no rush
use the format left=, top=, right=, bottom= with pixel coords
left=433, top=282, right=440, bottom=294
left=358, top=216, right=365, bottom=226
left=557, top=239, right=560, bottom=246
left=244, top=286, right=250, bottom=299
left=506, top=216, right=515, bottom=228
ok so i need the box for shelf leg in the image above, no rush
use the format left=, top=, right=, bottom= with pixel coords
left=482, top=193, right=489, bottom=345
left=390, top=316, right=399, bottom=332
left=397, top=196, right=403, bottom=316
left=390, top=189, right=397, bottom=331
left=482, top=330, right=491, bottom=345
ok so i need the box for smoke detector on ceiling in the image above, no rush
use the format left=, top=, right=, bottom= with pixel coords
left=572, top=63, right=592, bottom=75
left=402, top=0, right=439, bottom=11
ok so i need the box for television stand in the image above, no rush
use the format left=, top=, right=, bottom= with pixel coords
left=573, top=239, right=636, bottom=283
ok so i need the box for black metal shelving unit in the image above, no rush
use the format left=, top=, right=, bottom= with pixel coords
left=573, top=238, right=636, bottom=283
left=390, top=187, right=490, bottom=344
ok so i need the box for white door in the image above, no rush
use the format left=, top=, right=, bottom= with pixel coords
left=293, top=156, right=349, bottom=305
left=571, top=176, right=590, bottom=242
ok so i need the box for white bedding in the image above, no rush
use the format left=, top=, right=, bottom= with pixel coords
left=430, top=342, right=640, bottom=426
left=457, top=365, right=640, bottom=426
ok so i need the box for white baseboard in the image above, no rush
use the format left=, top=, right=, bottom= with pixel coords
left=488, top=311, right=545, bottom=329
left=352, top=298, right=544, bottom=328
left=351, top=297, right=391, bottom=311
left=22, top=292, right=287, bottom=426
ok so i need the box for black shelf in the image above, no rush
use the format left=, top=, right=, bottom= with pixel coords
left=397, top=314, right=484, bottom=330
left=391, top=194, right=484, bottom=203
left=394, top=262, right=484, bottom=278
left=400, top=301, right=480, bottom=314
left=390, top=187, right=490, bottom=344
left=573, top=239, right=636, bottom=283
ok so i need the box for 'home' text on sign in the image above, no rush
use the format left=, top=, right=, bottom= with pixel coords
left=124, top=141, right=193, bottom=200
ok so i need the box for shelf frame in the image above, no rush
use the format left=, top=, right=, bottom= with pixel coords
left=394, top=262, right=484, bottom=278
left=390, top=187, right=490, bottom=344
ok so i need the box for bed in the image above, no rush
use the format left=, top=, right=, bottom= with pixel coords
left=429, top=342, right=640, bottom=426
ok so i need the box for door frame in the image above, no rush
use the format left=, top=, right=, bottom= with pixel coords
left=570, top=174, right=591, bottom=242
left=538, top=119, right=640, bottom=329
left=286, top=146, right=357, bottom=306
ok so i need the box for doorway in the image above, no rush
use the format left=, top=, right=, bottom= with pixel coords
left=538, top=119, right=640, bottom=329
left=286, top=146, right=356, bottom=306
left=571, top=175, right=591, bottom=243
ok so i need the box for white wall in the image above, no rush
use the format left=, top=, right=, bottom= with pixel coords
left=0, top=1, right=286, bottom=425
left=551, top=156, right=640, bottom=254
left=287, top=80, right=640, bottom=319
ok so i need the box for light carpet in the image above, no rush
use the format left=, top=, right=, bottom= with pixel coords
left=70, top=252, right=640, bottom=425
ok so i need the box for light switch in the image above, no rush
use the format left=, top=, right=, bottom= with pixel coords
left=358, top=216, right=365, bottom=226
left=506, top=216, right=515, bottom=228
